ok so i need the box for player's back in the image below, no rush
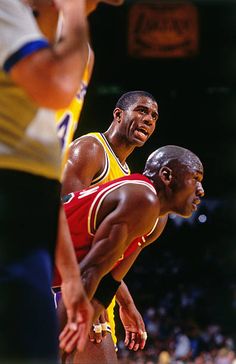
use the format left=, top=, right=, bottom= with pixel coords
left=53, top=173, right=156, bottom=287
left=64, top=173, right=154, bottom=256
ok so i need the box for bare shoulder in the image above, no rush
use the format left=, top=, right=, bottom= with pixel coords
left=117, top=182, right=159, bottom=225
left=62, top=135, right=106, bottom=193
left=122, top=181, right=158, bottom=205
left=120, top=182, right=159, bottom=238
left=68, top=135, right=104, bottom=160
left=70, top=134, right=103, bottom=150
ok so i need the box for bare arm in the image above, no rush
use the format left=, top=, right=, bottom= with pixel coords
left=61, top=136, right=106, bottom=195
left=55, top=204, right=93, bottom=353
left=110, top=215, right=169, bottom=283
left=10, top=0, right=89, bottom=109
left=80, top=221, right=129, bottom=300
left=79, top=185, right=159, bottom=301
left=116, top=281, right=147, bottom=351
left=116, top=281, right=136, bottom=311
left=55, top=204, right=83, bottom=296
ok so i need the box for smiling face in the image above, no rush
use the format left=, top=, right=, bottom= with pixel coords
left=114, top=96, right=158, bottom=147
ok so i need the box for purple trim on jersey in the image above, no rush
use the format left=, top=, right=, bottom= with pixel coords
left=100, top=133, right=130, bottom=175
left=90, top=153, right=109, bottom=186
left=51, top=287, right=62, bottom=309
left=4, top=39, right=49, bottom=72
left=76, top=81, right=88, bottom=100
left=54, top=291, right=62, bottom=308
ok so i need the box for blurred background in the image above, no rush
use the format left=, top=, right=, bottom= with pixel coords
left=79, top=0, right=236, bottom=362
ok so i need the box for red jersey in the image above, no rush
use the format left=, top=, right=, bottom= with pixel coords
left=53, top=174, right=158, bottom=286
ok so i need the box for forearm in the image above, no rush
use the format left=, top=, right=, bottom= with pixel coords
left=55, top=204, right=81, bottom=284
left=116, top=280, right=135, bottom=307
left=79, top=266, right=102, bottom=301
left=78, top=222, right=129, bottom=300
left=11, top=0, right=89, bottom=108
left=79, top=251, right=122, bottom=302
left=52, top=0, right=89, bottom=85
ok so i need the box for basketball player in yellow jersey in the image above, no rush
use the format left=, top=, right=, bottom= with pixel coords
left=55, top=0, right=125, bottom=168
left=61, top=91, right=161, bottom=363
left=56, top=44, right=94, bottom=168
left=32, top=0, right=123, bottom=169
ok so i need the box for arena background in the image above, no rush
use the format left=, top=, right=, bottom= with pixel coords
left=77, top=0, right=236, bottom=358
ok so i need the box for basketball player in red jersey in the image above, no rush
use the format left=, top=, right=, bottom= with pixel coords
left=60, top=91, right=159, bottom=363
left=55, top=145, right=205, bottom=361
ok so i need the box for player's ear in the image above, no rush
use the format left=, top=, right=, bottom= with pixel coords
left=159, top=166, right=172, bottom=185
left=113, top=108, right=123, bottom=122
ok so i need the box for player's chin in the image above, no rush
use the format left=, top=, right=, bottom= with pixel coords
left=133, top=137, right=147, bottom=147
left=180, top=205, right=194, bottom=218
left=184, top=204, right=197, bottom=218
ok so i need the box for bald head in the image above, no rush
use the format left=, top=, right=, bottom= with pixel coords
left=143, top=145, right=203, bottom=180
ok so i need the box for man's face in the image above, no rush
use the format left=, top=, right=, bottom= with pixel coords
left=116, top=96, right=158, bottom=147
left=171, top=166, right=204, bottom=217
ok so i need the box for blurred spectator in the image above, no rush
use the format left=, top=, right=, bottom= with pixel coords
left=173, top=327, right=191, bottom=361
left=157, top=351, right=171, bottom=364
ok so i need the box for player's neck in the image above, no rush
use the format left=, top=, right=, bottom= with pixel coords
left=103, top=131, right=135, bottom=164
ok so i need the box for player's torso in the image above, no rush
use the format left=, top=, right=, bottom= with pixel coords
left=64, top=174, right=156, bottom=263
left=0, top=1, right=61, bottom=180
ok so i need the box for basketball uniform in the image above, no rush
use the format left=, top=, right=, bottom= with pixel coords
left=53, top=173, right=158, bottom=288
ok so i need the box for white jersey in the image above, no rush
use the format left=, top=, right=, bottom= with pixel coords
left=0, top=0, right=61, bottom=180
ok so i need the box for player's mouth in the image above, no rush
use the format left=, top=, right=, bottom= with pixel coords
left=133, top=127, right=149, bottom=142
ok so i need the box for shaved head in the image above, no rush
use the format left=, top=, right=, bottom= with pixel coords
left=143, top=145, right=203, bottom=180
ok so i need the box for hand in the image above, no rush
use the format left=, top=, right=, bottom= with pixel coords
left=59, top=279, right=94, bottom=353
left=89, top=307, right=109, bottom=344
left=119, top=303, right=147, bottom=351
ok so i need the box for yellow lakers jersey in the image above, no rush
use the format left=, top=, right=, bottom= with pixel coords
left=86, top=132, right=131, bottom=184
left=56, top=45, right=93, bottom=168
left=0, top=67, right=61, bottom=181
left=0, top=2, right=61, bottom=180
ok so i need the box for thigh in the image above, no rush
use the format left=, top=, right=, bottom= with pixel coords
left=57, top=294, right=118, bottom=364
left=0, top=170, right=61, bottom=361
left=63, top=333, right=118, bottom=364
left=0, top=170, right=61, bottom=263
left=0, top=250, right=59, bottom=361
